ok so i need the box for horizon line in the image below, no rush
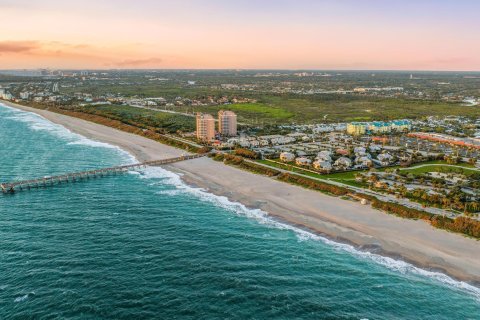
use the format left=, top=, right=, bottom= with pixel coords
left=1, top=68, right=480, bottom=73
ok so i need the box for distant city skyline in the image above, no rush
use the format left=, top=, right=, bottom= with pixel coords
left=1, top=0, right=479, bottom=71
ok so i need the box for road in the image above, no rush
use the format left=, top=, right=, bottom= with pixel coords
left=131, top=104, right=196, bottom=118
left=248, top=159, right=458, bottom=219
left=399, top=163, right=480, bottom=172
left=162, top=133, right=203, bottom=148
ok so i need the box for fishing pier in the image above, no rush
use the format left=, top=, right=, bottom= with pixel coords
left=1, top=154, right=204, bottom=194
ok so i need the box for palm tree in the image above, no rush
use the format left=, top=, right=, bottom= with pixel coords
left=470, top=202, right=480, bottom=213
left=442, top=196, right=451, bottom=209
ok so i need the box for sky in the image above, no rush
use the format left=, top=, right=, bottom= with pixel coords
left=0, top=0, right=479, bottom=70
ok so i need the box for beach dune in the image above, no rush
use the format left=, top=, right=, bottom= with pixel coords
left=3, top=101, right=480, bottom=285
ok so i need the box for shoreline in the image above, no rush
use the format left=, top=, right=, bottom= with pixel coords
left=2, top=100, right=480, bottom=288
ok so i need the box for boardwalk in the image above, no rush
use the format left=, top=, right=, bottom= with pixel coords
left=1, top=154, right=204, bottom=194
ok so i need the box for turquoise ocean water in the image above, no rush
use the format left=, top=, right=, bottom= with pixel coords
left=0, top=103, right=479, bottom=319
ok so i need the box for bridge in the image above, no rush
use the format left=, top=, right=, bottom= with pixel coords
left=1, top=154, right=204, bottom=194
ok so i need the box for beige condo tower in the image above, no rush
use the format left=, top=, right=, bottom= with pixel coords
left=196, top=113, right=215, bottom=141
left=218, top=110, right=237, bottom=136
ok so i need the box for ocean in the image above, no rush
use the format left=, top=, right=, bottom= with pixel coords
left=1, top=103, right=479, bottom=319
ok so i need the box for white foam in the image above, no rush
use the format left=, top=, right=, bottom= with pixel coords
left=14, top=292, right=34, bottom=303
left=139, top=165, right=480, bottom=301
left=0, top=103, right=136, bottom=164
left=69, top=138, right=137, bottom=164
left=14, top=295, right=28, bottom=303
left=156, top=189, right=182, bottom=196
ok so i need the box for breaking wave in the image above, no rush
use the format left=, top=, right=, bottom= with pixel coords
left=0, top=103, right=136, bottom=164
left=139, top=165, right=480, bottom=301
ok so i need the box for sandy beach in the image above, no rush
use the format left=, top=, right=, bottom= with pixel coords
left=3, top=100, right=480, bottom=285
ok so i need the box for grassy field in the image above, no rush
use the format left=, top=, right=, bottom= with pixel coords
left=261, top=95, right=479, bottom=123
left=215, top=103, right=293, bottom=119
left=74, top=104, right=195, bottom=132
left=61, top=82, right=227, bottom=99
left=183, top=95, right=480, bottom=125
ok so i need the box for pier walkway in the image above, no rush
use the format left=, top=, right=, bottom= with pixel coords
left=1, top=154, right=204, bottom=194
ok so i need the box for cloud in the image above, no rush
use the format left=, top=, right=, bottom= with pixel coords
left=0, top=40, right=106, bottom=63
left=0, top=40, right=93, bottom=54
left=114, top=57, right=163, bottom=67
left=45, top=41, right=91, bottom=49
left=0, top=41, right=39, bottom=53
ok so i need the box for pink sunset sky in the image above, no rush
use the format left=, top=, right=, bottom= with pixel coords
left=0, top=0, right=479, bottom=70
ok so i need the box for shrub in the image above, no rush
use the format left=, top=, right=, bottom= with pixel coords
left=198, top=146, right=212, bottom=154
left=277, top=173, right=349, bottom=196
left=234, top=148, right=259, bottom=159
left=431, top=216, right=480, bottom=238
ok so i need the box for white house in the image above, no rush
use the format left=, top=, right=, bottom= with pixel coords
left=280, top=152, right=295, bottom=162
left=313, top=160, right=333, bottom=172
left=334, top=157, right=352, bottom=169
left=259, top=140, right=270, bottom=147
left=354, top=146, right=367, bottom=155
left=316, top=150, right=332, bottom=162
left=20, top=92, right=30, bottom=100
left=377, top=153, right=393, bottom=166
left=355, top=156, right=373, bottom=167
left=295, top=157, right=312, bottom=166
left=369, top=144, right=382, bottom=153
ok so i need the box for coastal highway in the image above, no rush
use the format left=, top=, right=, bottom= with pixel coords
left=162, top=133, right=203, bottom=148
left=248, top=159, right=458, bottom=219
left=399, top=163, right=480, bottom=172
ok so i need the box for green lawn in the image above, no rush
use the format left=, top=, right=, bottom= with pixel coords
left=226, top=103, right=294, bottom=119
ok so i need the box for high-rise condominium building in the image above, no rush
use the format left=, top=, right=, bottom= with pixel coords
left=196, top=113, right=215, bottom=141
left=218, top=110, right=237, bottom=136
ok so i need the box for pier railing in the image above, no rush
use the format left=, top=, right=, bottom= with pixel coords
left=1, top=154, right=204, bottom=194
